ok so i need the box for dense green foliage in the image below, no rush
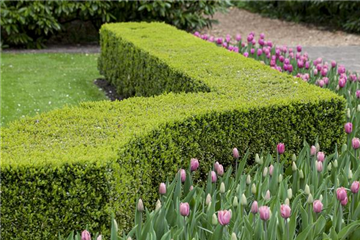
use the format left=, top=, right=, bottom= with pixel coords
left=1, top=22, right=345, bottom=239
left=0, top=0, right=230, bottom=48
left=0, top=53, right=106, bottom=126
left=236, top=1, right=360, bottom=34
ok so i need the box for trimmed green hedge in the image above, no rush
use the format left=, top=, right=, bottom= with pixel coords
left=1, top=22, right=345, bottom=239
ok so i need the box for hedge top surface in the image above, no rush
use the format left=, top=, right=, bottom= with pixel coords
left=1, top=22, right=343, bottom=168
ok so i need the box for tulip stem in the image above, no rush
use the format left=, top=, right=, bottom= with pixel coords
left=350, top=193, right=356, bottom=222
left=338, top=203, right=343, bottom=232
left=264, top=221, right=267, bottom=240
left=277, top=152, right=279, bottom=164
left=235, top=158, right=238, bottom=175
left=285, top=219, right=289, bottom=240
left=183, top=217, right=186, bottom=240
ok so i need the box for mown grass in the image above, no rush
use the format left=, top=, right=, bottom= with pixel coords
left=0, top=53, right=107, bottom=126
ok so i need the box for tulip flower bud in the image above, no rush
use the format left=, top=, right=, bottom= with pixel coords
left=316, top=161, right=323, bottom=172
left=214, top=161, right=220, bottom=171
left=231, top=232, right=237, bottom=240
left=255, top=154, right=260, bottom=164
left=217, top=164, right=224, bottom=176
left=349, top=170, right=353, bottom=179
left=251, top=184, right=257, bottom=194
left=287, top=188, right=293, bottom=199
left=285, top=198, right=290, bottom=206
left=277, top=143, right=285, bottom=154
left=251, top=201, right=258, bottom=214
left=315, top=143, right=320, bottom=152
left=352, top=138, right=360, bottom=150
left=206, top=194, right=212, bottom=205
left=233, top=196, right=239, bottom=207
left=212, top=213, right=218, bottom=225
left=357, top=104, right=360, bottom=112
left=241, top=194, right=247, bottom=206
left=189, top=185, right=194, bottom=191
left=269, top=165, right=274, bottom=176
left=137, top=199, right=144, bottom=212
left=347, top=108, right=351, bottom=118
left=218, top=210, right=232, bottom=225
left=190, top=158, right=199, bottom=172
left=159, top=183, right=166, bottom=195
left=345, top=122, right=353, bottom=134
left=341, top=144, right=347, bottom=153
left=280, top=204, right=291, bottom=219
left=292, top=154, right=297, bottom=162
left=351, top=181, right=360, bottom=193
left=305, top=184, right=310, bottom=195
left=97, top=235, right=102, bottom=240
left=263, top=167, right=268, bottom=177
left=341, top=197, right=348, bottom=206
left=180, top=169, right=186, bottom=182
left=292, top=162, right=297, bottom=171
left=278, top=174, right=283, bottom=183
left=317, top=152, right=325, bottom=162
left=155, top=199, right=162, bottom=212
left=333, top=159, right=338, bottom=168
left=233, top=148, right=240, bottom=159
left=81, top=230, right=91, bottom=240
left=319, top=194, right=323, bottom=202
left=246, top=175, right=251, bottom=185
left=310, top=145, right=317, bottom=156
left=264, top=190, right=271, bottom=201
left=211, top=171, right=217, bottom=183
left=220, top=182, right=226, bottom=194
left=259, top=206, right=270, bottom=221
left=127, top=237, right=132, bottom=240
left=307, top=194, right=313, bottom=204
left=327, top=162, right=332, bottom=171
left=180, top=202, right=190, bottom=217
left=313, top=200, right=323, bottom=213
left=299, top=170, right=304, bottom=179
left=260, top=157, right=264, bottom=164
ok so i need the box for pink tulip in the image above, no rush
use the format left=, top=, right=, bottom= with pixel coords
left=350, top=74, right=357, bottom=82
left=216, top=164, right=224, bottom=176
left=317, top=152, right=325, bottom=162
left=287, top=65, right=293, bottom=73
left=193, top=32, right=200, bottom=37
left=305, top=61, right=310, bottom=69
left=214, top=161, right=220, bottom=171
left=356, top=90, right=360, bottom=99
left=216, top=38, right=223, bottom=44
left=159, top=183, right=166, bottom=195
left=323, top=77, right=329, bottom=85
left=321, top=68, right=328, bottom=77
left=341, top=196, right=348, bottom=206
left=243, top=52, right=249, bottom=57
left=225, top=34, right=231, bottom=43
left=331, top=60, right=337, bottom=68
left=269, top=165, right=274, bottom=176
left=344, top=122, right=353, bottom=134
left=336, top=187, right=347, bottom=201
left=277, top=143, right=285, bottom=154
left=252, top=39, right=256, bottom=45
left=180, top=169, right=186, bottom=182
left=338, top=65, right=346, bottom=74
left=260, top=33, right=265, bottom=39
left=211, top=171, right=217, bottom=183
left=218, top=210, right=231, bottom=225
left=352, top=138, right=360, bottom=150
left=235, top=34, right=242, bottom=42
left=189, top=185, right=194, bottom=191
left=251, top=201, right=258, bottom=214
left=190, top=158, right=199, bottom=171
left=313, top=200, right=323, bottom=213
left=314, top=69, right=318, bottom=75
left=247, top=34, right=254, bottom=42
left=316, top=161, right=323, bottom=172
left=233, top=148, right=240, bottom=159
left=180, top=202, right=190, bottom=216
left=258, top=38, right=265, bottom=46
left=257, top=49, right=263, bottom=56
left=318, top=80, right=325, bottom=87
left=267, top=41, right=273, bottom=48
left=259, top=206, right=270, bottom=221
left=97, top=235, right=102, bottom=240
left=339, top=78, right=346, bottom=88
left=81, top=230, right=91, bottom=240
left=351, top=181, right=360, bottom=193
left=310, top=145, right=317, bottom=156
left=280, top=204, right=291, bottom=219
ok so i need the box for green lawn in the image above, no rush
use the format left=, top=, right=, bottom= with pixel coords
left=0, top=53, right=107, bottom=126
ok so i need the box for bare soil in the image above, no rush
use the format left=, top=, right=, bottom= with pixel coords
left=201, top=8, right=360, bottom=46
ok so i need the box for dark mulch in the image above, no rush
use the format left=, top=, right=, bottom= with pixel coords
left=94, top=78, right=123, bottom=101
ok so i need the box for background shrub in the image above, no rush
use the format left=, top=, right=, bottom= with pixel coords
left=0, top=0, right=231, bottom=49
left=236, top=1, right=360, bottom=34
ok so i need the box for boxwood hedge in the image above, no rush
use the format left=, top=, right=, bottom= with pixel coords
left=1, top=22, right=345, bottom=239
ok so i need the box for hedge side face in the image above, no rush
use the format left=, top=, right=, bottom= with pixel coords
left=1, top=22, right=345, bottom=239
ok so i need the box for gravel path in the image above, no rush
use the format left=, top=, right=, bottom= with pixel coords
left=201, top=8, right=360, bottom=47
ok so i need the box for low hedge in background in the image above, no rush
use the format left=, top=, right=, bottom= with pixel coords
left=0, top=0, right=230, bottom=49
left=1, top=22, right=345, bottom=239
left=236, top=1, right=360, bottom=34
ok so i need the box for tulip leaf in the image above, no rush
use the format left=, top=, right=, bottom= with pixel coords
left=299, top=206, right=308, bottom=231
left=338, top=220, right=360, bottom=239
left=296, top=225, right=312, bottom=240
left=314, top=215, right=326, bottom=238
left=330, top=226, right=339, bottom=240
left=211, top=225, right=223, bottom=240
